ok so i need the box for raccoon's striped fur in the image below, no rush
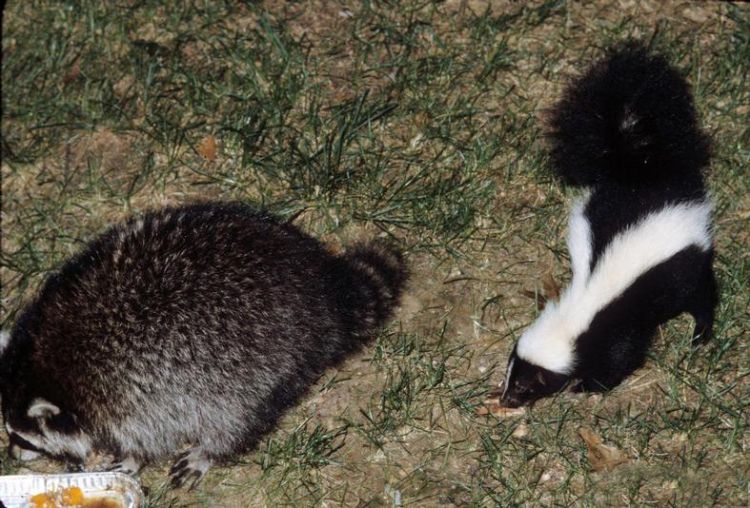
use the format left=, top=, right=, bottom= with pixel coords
left=0, top=203, right=407, bottom=488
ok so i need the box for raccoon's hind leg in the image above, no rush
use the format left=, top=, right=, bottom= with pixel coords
left=688, top=266, right=718, bottom=347
left=169, top=446, right=212, bottom=490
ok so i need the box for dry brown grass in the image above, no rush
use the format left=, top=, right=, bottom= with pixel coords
left=2, top=1, right=748, bottom=506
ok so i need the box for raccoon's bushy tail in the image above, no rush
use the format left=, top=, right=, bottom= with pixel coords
left=338, top=241, right=408, bottom=338
left=549, top=42, right=710, bottom=187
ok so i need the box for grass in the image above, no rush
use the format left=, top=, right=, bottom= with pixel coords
left=2, top=1, right=749, bottom=506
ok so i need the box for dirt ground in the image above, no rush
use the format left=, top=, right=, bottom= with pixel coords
left=2, top=1, right=748, bottom=506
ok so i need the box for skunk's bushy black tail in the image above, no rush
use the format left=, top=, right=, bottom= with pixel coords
left=549, top=43, right=710, bottom=187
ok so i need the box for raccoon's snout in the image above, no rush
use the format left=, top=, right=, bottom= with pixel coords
left=9, top=441, right=42, bottom=461
left=8, top=432, right=42, bottom=461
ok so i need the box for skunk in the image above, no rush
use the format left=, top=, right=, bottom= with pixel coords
left=501, top=44, right=717, bottom=407
left=0, top=203, right=407, bottom=488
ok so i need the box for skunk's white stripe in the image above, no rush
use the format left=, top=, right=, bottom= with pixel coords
left=0, top=330, right=10, bottom=356
left=567, top=193, right=593, bottom=290
left=517, top=200, right=713, bottom=374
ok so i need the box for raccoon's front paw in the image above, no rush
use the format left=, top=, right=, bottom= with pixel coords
left=169, top=447, right=212, bottom=490
left=106, top=456, right=142, bottom=476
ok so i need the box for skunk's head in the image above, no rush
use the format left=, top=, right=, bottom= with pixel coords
left=501, top=345, right=570, bottom=407
left=500, top=300, right=576, bottom=407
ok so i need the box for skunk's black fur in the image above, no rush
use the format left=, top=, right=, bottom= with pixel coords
left=502, top=43, right=717, bottom=408
left=562, top=44, right=712, bottom=271
left=549, top=43, right=710, bottom=188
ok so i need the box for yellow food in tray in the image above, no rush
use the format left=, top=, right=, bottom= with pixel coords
left=29, top=493, right=56, bottom=508
left=29, top=487, right=121, bottom=508
left=60, top=488, right=84, bottom=506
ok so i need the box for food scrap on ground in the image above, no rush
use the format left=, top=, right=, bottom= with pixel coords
left=476, top=399, right=526, bottom=418
left=579, top=427, right=630, bottom=472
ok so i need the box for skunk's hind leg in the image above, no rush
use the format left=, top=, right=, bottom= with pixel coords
left=688, top=265, right=718, bottom=347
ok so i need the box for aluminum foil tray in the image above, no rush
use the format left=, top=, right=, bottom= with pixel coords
left=0, top=472, right=143, bottom=508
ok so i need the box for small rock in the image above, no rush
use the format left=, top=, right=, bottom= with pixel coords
left=512, top=423, right=529, bottom=439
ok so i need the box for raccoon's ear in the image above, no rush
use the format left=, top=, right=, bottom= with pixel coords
left=27, top=398, right=61, bottom=419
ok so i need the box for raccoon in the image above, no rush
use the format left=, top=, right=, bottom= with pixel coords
left=0, top=203, right=407, bottom=488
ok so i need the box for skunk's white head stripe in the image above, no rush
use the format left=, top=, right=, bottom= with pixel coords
left=517, top=199, right=713, bottom=374
left=567, top=192, right=594, bottom=289
left=0, top=330, right=10, bottom=357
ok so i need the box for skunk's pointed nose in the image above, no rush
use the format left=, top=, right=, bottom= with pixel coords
left=500, top=394, right=522, bottom=408
left=500, top=385, right=523, bottom=408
